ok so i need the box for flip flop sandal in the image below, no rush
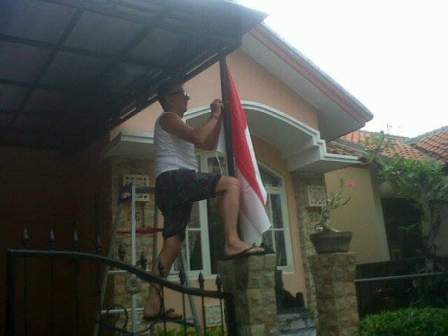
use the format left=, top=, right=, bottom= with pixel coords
left=222, top=244, right=266, bottom=260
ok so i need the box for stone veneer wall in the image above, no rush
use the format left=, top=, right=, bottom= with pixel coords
left=291, top=173, right=326, bottom=319
left=308, top=253, right=359, bottom=336
left=217, top=254, right=278, bottom=336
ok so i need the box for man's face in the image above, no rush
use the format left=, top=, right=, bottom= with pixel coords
left=165, top=85, right=190, bottom=113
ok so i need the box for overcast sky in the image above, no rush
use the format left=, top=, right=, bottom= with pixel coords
left=238, top=0, right=447, bottom=137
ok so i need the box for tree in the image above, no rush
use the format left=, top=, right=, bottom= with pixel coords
left=361, top=132, right=448, bottom=271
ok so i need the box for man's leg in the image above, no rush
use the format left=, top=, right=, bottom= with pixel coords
left=215, top=176, right=263, bottom=257
left=143, top=235, right=182, bottom=318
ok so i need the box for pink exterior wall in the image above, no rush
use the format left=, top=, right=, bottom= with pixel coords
left=252, top=136, right=307, bottom=298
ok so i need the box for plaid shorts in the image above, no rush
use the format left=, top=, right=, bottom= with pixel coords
left=155, top=169, right=221, bottom=240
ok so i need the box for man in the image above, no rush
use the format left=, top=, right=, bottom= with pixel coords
left=143, top=80, right=264, bottom=320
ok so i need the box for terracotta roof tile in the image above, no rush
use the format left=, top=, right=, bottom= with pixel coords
left=411, top=126, right=448, bottom=163
left=326, top=141, right=360, bottom=157
left=329, top=130, right=433, bottom=162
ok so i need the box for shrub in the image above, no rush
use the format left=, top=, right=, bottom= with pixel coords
left=412, top=274, right=448, bottom=307
left=357, top=307, right=448, bottom=336
left=152, top=326, right=226, bottom=336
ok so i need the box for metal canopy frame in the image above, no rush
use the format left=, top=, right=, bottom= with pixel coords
left=0, top=0, right=265, bottom=150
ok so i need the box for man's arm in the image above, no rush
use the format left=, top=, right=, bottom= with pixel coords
left=159, top=100, right=223, bottom=150
left=202, top=108, right=224, bottom=150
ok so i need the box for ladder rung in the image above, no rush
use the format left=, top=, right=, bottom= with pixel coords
left=121, top=185, right=155, bottom=194
left=108, top=269, right=127, bottom=275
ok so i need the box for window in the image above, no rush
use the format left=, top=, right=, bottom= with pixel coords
left=172, top=153, right=293, bottom=276
left=259, top=165, right=293, bottom=271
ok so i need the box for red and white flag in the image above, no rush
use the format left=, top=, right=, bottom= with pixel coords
left=217, top=65, right=271, bottom=243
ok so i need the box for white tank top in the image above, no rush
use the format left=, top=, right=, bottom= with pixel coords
left=154, top=113, right=198, bottom=178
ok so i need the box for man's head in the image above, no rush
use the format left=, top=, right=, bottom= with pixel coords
left=158, top=80, right=190, bottom=114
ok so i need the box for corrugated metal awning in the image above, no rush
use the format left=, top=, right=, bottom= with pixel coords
left=0, top=0, right=265, bottom=150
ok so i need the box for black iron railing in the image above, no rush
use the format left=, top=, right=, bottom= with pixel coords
left=355, top=271, right=448, bottom=317
left=4, top=229, right=236, bottom=336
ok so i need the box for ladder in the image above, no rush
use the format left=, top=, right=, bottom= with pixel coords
left=94, top=175, right=200, bottom=335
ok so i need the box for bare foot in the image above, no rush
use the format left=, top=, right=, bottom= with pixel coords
left=143, top=284, right=181, bottom=321
left=143, top=285, right=161, bottom=318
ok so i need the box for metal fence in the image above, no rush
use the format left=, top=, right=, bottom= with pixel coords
left=355, top=271, right=448, bottom=317
left=4, top=228, right=236, bottom=336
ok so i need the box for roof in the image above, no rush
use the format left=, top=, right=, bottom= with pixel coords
left=329, top=130, right=436, bottom=162
left=410, top=126, right=448, bottom=162
left=0, top=0, right=265, bottom=150
left=326, top=140, right=360, bottom=157
left=242, top=25, right=373, bottom=140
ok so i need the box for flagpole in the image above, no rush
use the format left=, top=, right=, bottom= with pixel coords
left=219, top=57, right=236, bottom=177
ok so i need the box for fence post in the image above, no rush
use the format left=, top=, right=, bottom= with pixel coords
left=5, top=252, right=16, bottom=336
left=217, top=254, right=278, bottom=336
left=308, top=252, right=359, bottom=336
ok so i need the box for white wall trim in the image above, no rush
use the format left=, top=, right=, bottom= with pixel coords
left=185, top=101, right=360, bottom=173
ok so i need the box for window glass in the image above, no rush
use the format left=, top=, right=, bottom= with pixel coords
left=260, top=166, right=291, bottom=269
left=188, top=230, right=203, bottom=271
left=189, top=201, right=200, bottom=228
left=270, top=194, right=284, bottom=228
left=260, top=167, right=282, bottom=187
left=275, top=231, right=287, bottom=266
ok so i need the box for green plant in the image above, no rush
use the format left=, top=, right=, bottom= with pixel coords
left=356, top=307, right=448, bottom=336
left=361, top=133, right=448, bottom=271
left=152, top=326, right=227, bottom=336
left=412, top=274, right=448, bottom=308
left=313, top=178, right=353, bottom=232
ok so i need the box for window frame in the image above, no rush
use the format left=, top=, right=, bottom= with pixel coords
left=258, top=163, right=294, bottom=272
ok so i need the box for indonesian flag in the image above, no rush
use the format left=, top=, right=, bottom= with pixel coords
left=217, top=64, right=271, bottom=243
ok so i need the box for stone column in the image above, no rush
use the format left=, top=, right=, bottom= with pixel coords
left=291, top=172, right=327, bottom=313
left=217, top=254, right=278, bottom=336
left=308, top=253, right=359, bottom=336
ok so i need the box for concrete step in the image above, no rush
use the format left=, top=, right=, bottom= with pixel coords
left=278, top=310, right=316, bottom=336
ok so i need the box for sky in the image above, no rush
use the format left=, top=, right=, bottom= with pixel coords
left=238, top=0, right=447, bottom=137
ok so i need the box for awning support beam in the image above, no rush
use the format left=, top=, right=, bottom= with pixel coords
left=219, top=57, right=236, bottom=177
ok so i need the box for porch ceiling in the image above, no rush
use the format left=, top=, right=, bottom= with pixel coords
left=0, top=0, right=265, bottom=151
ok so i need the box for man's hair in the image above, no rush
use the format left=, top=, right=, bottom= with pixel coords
left=157, top=79, right=182, bottom=110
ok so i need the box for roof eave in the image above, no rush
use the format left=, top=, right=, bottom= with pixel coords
left=243, top=24, right=373, bottom=140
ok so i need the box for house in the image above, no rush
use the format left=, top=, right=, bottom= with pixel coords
left=0, top=1, right=373, bottom=334
left=325, top=127, right=448, bottom=266
left=104, top=24, right=373, bottom=327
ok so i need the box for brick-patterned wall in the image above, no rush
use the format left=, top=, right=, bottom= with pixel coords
left=218, top=254, right=279, bottom=336
left=291, top=172, right=326, bottom=318
left=309, top=253, right=359, bottom=336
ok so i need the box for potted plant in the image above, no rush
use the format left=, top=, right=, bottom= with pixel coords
left=309, top=179, right=353, bottom=254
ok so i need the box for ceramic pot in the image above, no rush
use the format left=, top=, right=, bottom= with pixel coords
left=310, top=231, right=353, bottom=254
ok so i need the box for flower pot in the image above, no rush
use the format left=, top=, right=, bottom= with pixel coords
left=309, top=231, right=353, bottom=254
